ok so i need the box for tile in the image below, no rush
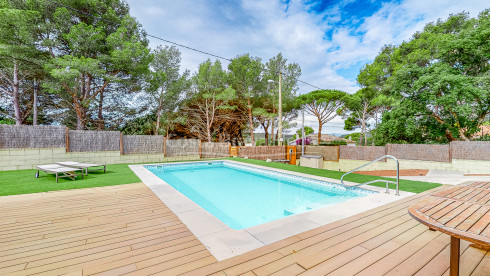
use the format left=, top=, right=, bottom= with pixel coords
left=246, top=216, right=320, bottom=244
left=177, top=208, right=230, bottom=238
left=199, top=229, right=265, bottom=261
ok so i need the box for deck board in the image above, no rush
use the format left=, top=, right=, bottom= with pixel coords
left=0, top=182, right=488, bottom=275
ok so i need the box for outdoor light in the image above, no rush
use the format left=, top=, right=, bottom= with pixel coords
left=267, top=73, right=283, bottom=145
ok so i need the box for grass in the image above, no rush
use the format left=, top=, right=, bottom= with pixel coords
left=0, top=157, right=441, bottom=197
left=227, top=157, right=442, bottom=193
left=0, top=164, right=141, bottom=197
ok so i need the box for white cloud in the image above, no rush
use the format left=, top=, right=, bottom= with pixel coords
left=126, top=0, right=489, bottom=135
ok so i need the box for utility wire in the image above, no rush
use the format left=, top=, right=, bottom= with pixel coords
left=47, top=0, right=324, bottom=90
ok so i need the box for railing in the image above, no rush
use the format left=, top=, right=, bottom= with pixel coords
left=340, top=155, right=400, bottom=196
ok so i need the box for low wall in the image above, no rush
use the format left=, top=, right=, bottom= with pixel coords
left=0, top=148, right=199, bottom=171
left=323, top=158, right=490, bottom=174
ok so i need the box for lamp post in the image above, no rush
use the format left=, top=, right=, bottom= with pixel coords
left=268, top=72, right=283, bottom=146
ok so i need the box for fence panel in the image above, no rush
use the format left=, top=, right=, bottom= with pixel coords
left=238, top=146, right=285, bottom=160
left=304, top=146, right=339, bottom=161
left=0, top=125, right=65, bottom=149
left=339, top=146, right=386, bottom=161
left=386, top=144, right=450, bottom=162
left=201, top=142, right=229, bottom=158
left=166, top=139, right=199, bottom=157
left=451, top=141, right=490, bottom=160
left=69, top=130, right=120, bottom=152
left=123, top=135, right=164, bottom=155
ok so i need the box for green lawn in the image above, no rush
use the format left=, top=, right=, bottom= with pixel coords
left=227, top=158, right=441, bottom=193
left=0, top=158, right=441, bottom=197
left=0, top=164, right=141, bottom=197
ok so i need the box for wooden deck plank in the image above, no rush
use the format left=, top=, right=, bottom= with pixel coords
left=1, top=181, right=488, bottom=276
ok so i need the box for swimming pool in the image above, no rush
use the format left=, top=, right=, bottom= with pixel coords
left=145, top=161, right=374, bottom=230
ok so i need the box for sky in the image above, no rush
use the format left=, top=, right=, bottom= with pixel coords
left=125, top=0, right=489, bottom=136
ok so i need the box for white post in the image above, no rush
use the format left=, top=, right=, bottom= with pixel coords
left=302, top=110, right=305, bottom=156
left=278, top=72, right=283, bottom=146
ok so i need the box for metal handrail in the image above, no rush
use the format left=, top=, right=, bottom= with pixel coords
left=340, top=155, right=400, bottom=196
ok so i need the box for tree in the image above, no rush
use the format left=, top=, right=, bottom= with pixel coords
left=292, top=126, right=313, bottom=140
left=182, top=59, right=236, bottom=142
left=0, top=0, right=43, bottom=125
left=374, top=10, right=490, bottom=142
left=147, top=45, right=190, bottom=136
left=41, top=0, right=152, bottom=130
left=228, top=54, right=264, bottom=146
left=264, top=53, right=301, bottom=144
left=296, top=89, right=347, bottom=143
left=343, top=88, right=393, bottom=145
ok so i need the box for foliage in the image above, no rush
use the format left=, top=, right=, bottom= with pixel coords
left=295, top=136, right=311, bottom=145
left=255, top=138, right=265, bottom=146
left=320, top=140, right=347, bottom=146
left=296, top=89, right=347, bottom=143
left=40, top=0, right=152, bottom=130
left=373, top=10, right=490, bottom=142
left=292, top=125, right=314, bottom=140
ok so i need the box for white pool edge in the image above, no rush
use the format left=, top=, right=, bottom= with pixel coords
left=130, top=160, right=415, bottom=261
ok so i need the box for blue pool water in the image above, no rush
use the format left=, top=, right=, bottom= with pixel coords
left=146, top=161, right=372, bottom=230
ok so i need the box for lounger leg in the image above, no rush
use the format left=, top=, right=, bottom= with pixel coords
left=104, top=165, right=106, bottom=173
left=56, top=173, right=59, bottom=183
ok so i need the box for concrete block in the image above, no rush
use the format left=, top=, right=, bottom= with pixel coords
left=0, top=165, right=18, bottom=171
left=8, top=149, right=26, bottom=156
left=17, top=165, right=33, bottom=170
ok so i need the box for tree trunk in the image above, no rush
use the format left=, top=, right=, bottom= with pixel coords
left=361, top=107, right=367, bottom=146
left=33, top=79, right=38, bottom=125
left=271, top=107, right=275, bottom=145
left=97, top=91, right=104, bottom=130
left=318, top=119, right=322, bottom=145
left=12, top=61, right=22, bottom=126
left=76, top=106, right=87, bottom=130
left=261, top=120, right=269, bottom=146
left=247, top=98, right=255, bottom=146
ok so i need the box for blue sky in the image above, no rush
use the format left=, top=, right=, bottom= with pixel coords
left=126, top=0, right=488, bottom=134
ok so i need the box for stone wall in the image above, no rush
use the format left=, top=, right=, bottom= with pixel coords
left=0, top=148, right=199, bottom=171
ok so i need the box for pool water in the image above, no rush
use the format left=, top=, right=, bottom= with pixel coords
left=146, top=162, right=371, bottom=230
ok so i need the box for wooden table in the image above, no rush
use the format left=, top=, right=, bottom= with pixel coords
left=408, top=182, right=490, bottom=276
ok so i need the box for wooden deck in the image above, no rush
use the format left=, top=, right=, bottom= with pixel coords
left=0, top=183, right=488, bottom=275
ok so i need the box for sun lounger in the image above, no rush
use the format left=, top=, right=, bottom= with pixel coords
left=56, top=161, right=106, bottom=176
left=36, top=164, right=84, bottom=183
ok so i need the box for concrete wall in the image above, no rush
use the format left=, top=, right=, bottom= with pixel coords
left=323, top=158, right=490, bottom=174
left=0, top=148, right=200, bottom=171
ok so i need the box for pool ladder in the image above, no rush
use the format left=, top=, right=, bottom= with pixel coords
left=340, top=155, right=400, bottom=196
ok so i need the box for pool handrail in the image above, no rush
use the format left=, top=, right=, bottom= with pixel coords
left=340, top=155, right=400, bottom=196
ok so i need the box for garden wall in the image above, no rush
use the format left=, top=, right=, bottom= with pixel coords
left=0, top=148, right=199, bottom=171
left=238, top=146, right=285, bottom=160
left=201, top=142, right=230, bottom=158
left=339, top=146, right=386, bottom=161
left=0, top=125, right=65, bottom=149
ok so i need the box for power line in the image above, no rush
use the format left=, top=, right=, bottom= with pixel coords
left=47, top=0, right=324, bottom=91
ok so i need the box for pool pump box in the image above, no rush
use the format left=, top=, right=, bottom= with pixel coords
left=300, top=155, right=324, bottom=169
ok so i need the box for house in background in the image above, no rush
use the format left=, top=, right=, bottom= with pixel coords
left=306, top=134, right=356, bottom=146
left=474, top=125, right=490, bottom=138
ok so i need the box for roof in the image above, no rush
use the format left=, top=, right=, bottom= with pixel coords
left=306, top=133, right=355, bottom=143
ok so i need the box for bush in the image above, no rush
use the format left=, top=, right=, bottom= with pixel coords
left=319, top=140, right=347, bottom=146
left=295, top=137, right=311, bottom=145
left=256, top=139, right=265, bottom=146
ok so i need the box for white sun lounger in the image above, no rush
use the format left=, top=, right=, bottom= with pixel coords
left=36, top=164, right=84, bottom=183
left=56, top=161, right=106, bottom=176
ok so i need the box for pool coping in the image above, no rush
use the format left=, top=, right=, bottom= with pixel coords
left=129, top=159, right=415, bottom=261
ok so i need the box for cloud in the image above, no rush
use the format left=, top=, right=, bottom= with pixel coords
left=126, top=0, right=489, bottom=134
